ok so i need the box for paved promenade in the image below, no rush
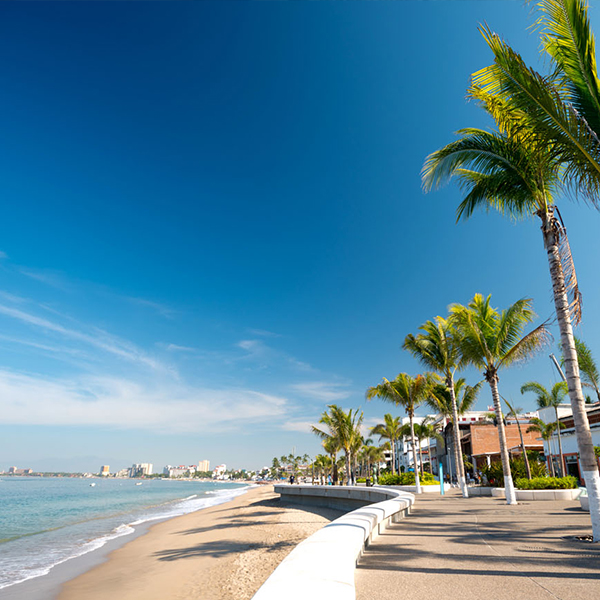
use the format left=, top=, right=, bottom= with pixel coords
left=355, top=490, right=600, bottom=600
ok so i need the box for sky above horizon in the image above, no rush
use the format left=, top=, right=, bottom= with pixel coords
left=2, top=1, right=600, bottom=473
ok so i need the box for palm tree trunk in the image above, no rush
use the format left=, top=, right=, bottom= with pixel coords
left=448, top=377, right=469, bottom=497
left=418, top=438, right=424, bottom=476
left=345, top=452, right=351, bottom=486
left=409, top=411, right=422, bottom=494
left=554, top=406, right=565, bottom=478
left=546, top=435, right=556, bottom=477
left=515, top=417, right=532, bottom=479
left=542, top=211, right=600, bottom=540
left=488, top=374, right=517, bottom=504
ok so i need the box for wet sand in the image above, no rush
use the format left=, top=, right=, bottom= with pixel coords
left=57, top=485, right=342, bottom=600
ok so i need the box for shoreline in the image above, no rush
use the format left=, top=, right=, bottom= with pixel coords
left=2, top=485, right=342, bottom=600
left=57, top=484, right=342, bottom=600
left=0, top=482, right=253, bottom=600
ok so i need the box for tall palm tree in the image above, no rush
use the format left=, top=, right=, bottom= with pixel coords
left=404, top=318, right=470, bottom=496
left=322, top=436, right=340, bottom=484
left=527, top=417, right=566, bottom=476
left=428, top=378, right=481, bottom=484
left=367, top=373, right=434, bottom=494
left=503, top=397, right=532, bottom=480
left=370, top=414, right=402, bottom=475
left=521, top=381, right=569, bottom=476
left=413, top=416, right=444, bottom=475
left=573, top=337, right=600, bottom=402
left=312, top=405, right=363, bottom=486
left=441, top=0, right=600, bottom=538
left=450, top=295, right=550, bottom=504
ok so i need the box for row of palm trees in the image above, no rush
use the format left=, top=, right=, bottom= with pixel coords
left=421, top=0, right=600, bottom=541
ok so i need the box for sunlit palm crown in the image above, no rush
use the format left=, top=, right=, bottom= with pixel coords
left=371, top=414, right=402, bottom=441
left=467, top=1, right=600, bottom=200
left=404, top=317, right=464, bottom=376
left=366, top=373, right=436, bottom=414
left=311, top=404, right=363, bottom=454
left=520, top=380, right=569, bottom=408
left=429, top=378, right=482, bottom=416
left=450, top=294, right=550, bottom=375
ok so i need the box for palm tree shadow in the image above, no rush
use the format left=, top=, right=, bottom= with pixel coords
left=154, top=539, right=297, bottom=561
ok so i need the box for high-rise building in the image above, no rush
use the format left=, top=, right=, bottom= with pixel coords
left=100, top=465, right=110, bottom=476
left=130, top=463, right=153, bottom=477
left=197, top=459, right=210, bottom=472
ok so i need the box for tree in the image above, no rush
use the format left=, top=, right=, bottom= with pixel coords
left=428, top=378, right=481, bottom=483
left=520, top=381, right=569, bottom=476
left=574, top=337, right=600, bottom=402
left=450, top=295, right=549, bottom=504
left=367, top=373, right=434, bottom=494
left=413, top=416, right=444, bottom=475
left=312, top=405, right=363, bottom=486
left=526, top=417, right=566, bottom=476
left=503, top=397, right=532, bottom=479
left=404, top=318, right=470, bottom=497
left=434, top=0, right=600, bottom=539
left=370, top=414, right=402, bottom=475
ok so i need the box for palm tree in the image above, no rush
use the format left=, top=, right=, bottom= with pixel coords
left=367, top=373, right=434, bottom=494
left=521, top=381, right=569, bottom=477
left=312, top=405, right=363, bottom=486
left=428, top=378, right=481, bottom=484
left=503, top=397, right=532, bottom=479
left=370, top=414, right=402, bottom=475
left=440, top=0, right=600, bottom=538
left=573, top=337, right=600, bottom=402
left=527, top=417, right=566, bottom=476
left=415, top=416, right=444, bottom=475
left=450, top=295, right=550, bottom=504
left=404, top=318, right=470, bottom=497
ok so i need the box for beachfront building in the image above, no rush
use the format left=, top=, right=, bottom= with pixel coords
left=537, top=402, right=600, bottom=480
left=100, top=465, right=110, bottom=476
left=395, top=415, right=439, bottom=473
left=7, top=466, right=33, bottom=475
left=212, top=464, right=227, bottom=479
left=163, top=465, right=196, bottom=478
left=129, top=463, right=153, bottom=477
left=198, top=459, right=210, bottom=472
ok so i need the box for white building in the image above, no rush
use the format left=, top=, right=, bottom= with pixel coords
left=212, top=464, right=227, bottom=479
left=130, top=463, right=153, bottom=477
left=537, top=403, right=600, bottom=479
left=197, top=460, right=210, bottom=472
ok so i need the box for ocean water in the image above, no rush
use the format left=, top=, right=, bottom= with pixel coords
left=0, top=477, right=250, bottom=591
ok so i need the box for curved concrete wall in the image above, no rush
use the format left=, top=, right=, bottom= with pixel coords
left=252, top=485, right=414, bottom=600
left=491, top=487, right=582, bottom=501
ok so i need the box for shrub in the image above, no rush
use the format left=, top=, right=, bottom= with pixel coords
left=379, top=471, right=438, bottom=486
left=356, top=477, right=366, bottom=483
left=515, top=476, right=578, bottom=490
left=480, top=456, right=547, bottom=486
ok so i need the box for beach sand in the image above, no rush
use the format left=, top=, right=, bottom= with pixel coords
left=57, top=485, right=341, bottom=600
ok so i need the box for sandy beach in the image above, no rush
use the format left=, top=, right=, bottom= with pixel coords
left=56, top=485, right=341, bottom=600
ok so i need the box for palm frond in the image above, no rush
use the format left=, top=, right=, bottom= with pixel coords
left=474, top=25, right=600, bottom=200
left=536, top=0, right=600, bottom=135
left=499, top=322, right=552, bottom=368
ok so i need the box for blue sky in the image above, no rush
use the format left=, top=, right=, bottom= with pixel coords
left=2, top=1, right=600, bottom=472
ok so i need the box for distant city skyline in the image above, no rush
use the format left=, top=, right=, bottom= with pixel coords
left=2, top=2, right=600, bottom=470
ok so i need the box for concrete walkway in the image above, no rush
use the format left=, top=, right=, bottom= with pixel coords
left=355, top=490, right=600, bottom=600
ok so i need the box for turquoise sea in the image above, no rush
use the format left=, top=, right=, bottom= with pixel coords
left=0, top=477, right=250, bottom=591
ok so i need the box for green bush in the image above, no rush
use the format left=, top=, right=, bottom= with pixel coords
left=356, top=477, right=366, bottom=483
left=379, top=471, right=438, bottom=486
left=515, top=476, right=578, bottom=490
left=480, top=456, right=547, bottom=486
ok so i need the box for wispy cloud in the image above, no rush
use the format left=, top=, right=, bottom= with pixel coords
left=247, top=328, right=281, bottom=338
left=0, top=369, right=288, bottom=433
left=289, top=381, right=353, bottom=402
left=163, top=343, right=196, bottom=353
left=125, top=296, right=176, bottom=318
left=19, top=268, right=72, bottom=290
left=0, top=250, right=7, bottom=259
left=0, top=303, right=166, bottom=372
left=281, top=420, right=314, bottom=434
